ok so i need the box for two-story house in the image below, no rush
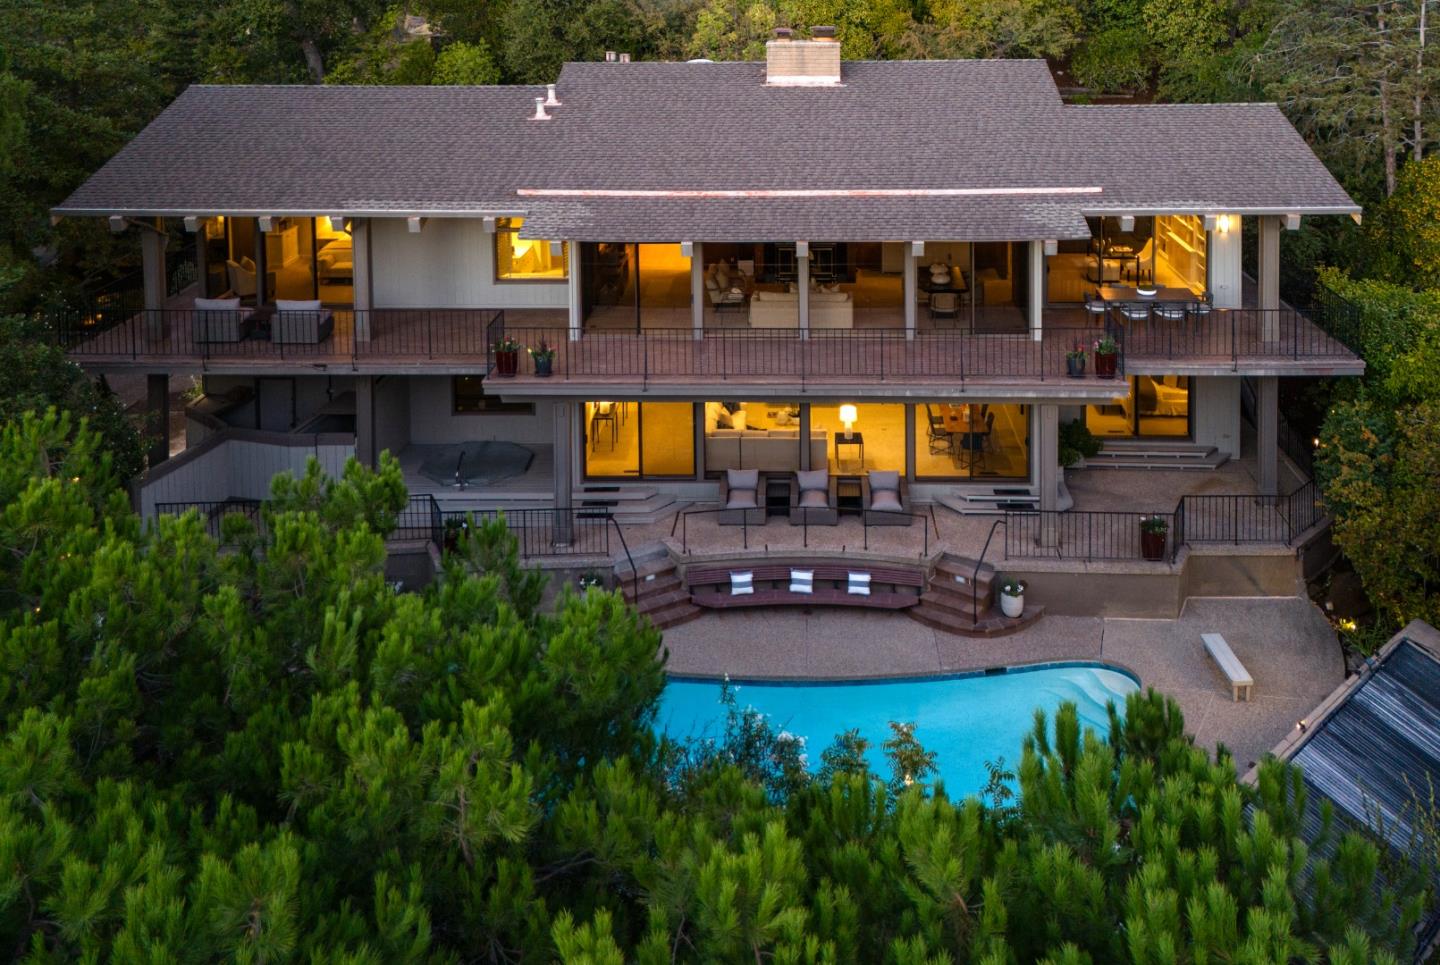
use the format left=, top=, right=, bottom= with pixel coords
left=52, top=31, right=1362, bottom=538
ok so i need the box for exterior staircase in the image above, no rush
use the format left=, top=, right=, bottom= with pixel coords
left=1085, top=440, right=1227, bottom=470
left=575, top=485, right=691, bottom=524
left=937, top=486, right=1040, bottom=516
left=907, top=552, right=1043, bottom=637
left=615, top=542, right=702, bottom=630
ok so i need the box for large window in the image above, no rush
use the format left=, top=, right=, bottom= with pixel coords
left=1085, top=376, right=1190, bottom=438
left=495, top=217, right=568, bottom=281
left=810, top=403, right=905, bottom=474
left=914, top=403, right=1029, bottom=479
left=701, top=401, right=810, bottom=474
left=585, top=401, right=694, bottom=478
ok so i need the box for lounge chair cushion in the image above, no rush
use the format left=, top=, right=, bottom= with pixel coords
left=195, top=297, right=242, bottom=310
left=276, top=298, right=323, bottom=312
left=870, top=489, right=902, bottom=512
left=870, top=470, right=900, bottom=493
left=797, top=469, right=829, bottom=492
left=798, top=489, right=829, bottom=508
left=727, top=468, right=759, bottom=491
left=726, top=489, right=758, bottom=509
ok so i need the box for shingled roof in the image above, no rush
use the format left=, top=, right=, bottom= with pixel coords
left=54, top=59, right=1360, bottom=241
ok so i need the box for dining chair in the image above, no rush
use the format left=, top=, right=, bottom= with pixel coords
left=925, top=404, right=955, bottom=455
left=1118, top=302, right=1153, bottom=326
left=928, top=291, right=960, bottom=323
left=590, top=402, right=617, bottom=448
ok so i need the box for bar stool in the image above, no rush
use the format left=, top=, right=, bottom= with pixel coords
left=590, top=402, right=617, bottom=449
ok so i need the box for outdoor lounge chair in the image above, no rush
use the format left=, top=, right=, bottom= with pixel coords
left=862, top=470, right=912, bottom=526
left=271, top=299, right=334, bottom=345
left=719, top=468, right=766, bottom=525
left=191, top=296, right=251, bottom=343
left=788, top=469, right=838, bottom=526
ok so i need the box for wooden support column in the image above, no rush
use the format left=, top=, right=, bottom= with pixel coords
left=798, top=404, right=812, bottom=471
left=146, top=373, right=169, bottom=467
left=1257, top=215, right=1281, bottom=340
left=689, top=242, right=704, bottom=339
left=141, top=220, right=167, bottom=340
left=903, top=242, right=918, bottom=341
left=1256, top=375, right=1278, bottom=502
left=567, top=243, right=582, bottom=341
left=351, top=218, right=372, bottom=342
left=553, top=403, right=575, bottom=545
left=797, top=243, right=810, bottom=339
left=1036, top=404, right=1060, bottom=546
left=355, top=376, right=377, bottom=469
left=253, top=220, right=268, bottom=305
left=1028, top=239, right=1045, bottom=342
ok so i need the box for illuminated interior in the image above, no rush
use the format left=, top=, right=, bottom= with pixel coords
left=703, top=401, right=811, bottom=473
left=914, top=403, right=1029, bottom=478
left=1085, top=376, right=1191, bottom=437
left=1047, top=216, right=1207, bottom=303
left=496, top=217, right=568, bottom=280
left=584, top=401, right=695, bottom=477
left=315, top=217, right=354, bottom=304
left=810, top=403, right=906, bottom=473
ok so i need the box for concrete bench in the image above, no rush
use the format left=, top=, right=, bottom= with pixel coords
left=687, top=563, right=923, bottom=610
left=1202, top=633, right=1254, bottom=701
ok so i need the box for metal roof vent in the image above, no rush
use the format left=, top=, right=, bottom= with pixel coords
left=766, top=27, right=841, bottom=86
left=531, top=97, right=551, bottom=121
left=544, top=83, right=561, bottom=107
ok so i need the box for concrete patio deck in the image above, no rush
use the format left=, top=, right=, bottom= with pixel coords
left=661, top=595, right=1343, bottom=774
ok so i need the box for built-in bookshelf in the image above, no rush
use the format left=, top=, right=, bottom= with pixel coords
left=1156, top=215, right=1206, bottom=290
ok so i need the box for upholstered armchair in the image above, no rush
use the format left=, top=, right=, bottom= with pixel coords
left=271, top=299, right=335, bottom=345
left=788, top=469, right=838, bottom=526
left=719, top=468, right=766, bottom=526
left=862, top=470, right=912, bottom=526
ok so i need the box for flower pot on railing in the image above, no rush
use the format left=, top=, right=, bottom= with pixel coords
left=534, top=356, right=553, bottom=377
left=494, top=348, right=519, bottom=377
left=1066, top=353, right=1087, bottom=378
left=1139, top=516, right=1168, bottom=561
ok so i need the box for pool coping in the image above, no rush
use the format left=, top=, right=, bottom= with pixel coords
left=665, top=658, right=1143, bottom=690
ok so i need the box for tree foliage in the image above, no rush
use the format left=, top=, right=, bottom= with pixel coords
left=0, top=408, right=1429, bottom=961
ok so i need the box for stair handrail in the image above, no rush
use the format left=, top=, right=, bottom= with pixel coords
left=971, top=518, right=1006, bottom=624
left=606, top=513, right=638, bottom=600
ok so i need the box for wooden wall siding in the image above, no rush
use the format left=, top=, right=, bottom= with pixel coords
left=370, top=218, right=570, bottom=310
left=138, top=429, right=356, bottom=518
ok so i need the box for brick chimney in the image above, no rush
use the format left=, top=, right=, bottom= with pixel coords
left=765, top=26, right=841, bottom=86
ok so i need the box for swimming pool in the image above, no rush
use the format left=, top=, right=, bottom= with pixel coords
left=658, top=663, right=1140, bottom=796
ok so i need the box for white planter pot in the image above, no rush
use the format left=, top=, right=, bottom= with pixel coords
left=1000, top=591, right=1024, bottom=618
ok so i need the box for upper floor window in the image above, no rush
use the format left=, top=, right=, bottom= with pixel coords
left=495, top=217, right=568, bottom=281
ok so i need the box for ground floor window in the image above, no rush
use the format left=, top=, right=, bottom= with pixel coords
left=809, top=402, right=905, bottom=474
left=916, top=403, right=1029, bottom=479
left=1085, top=376, right=1190, bottom=438
left=701, top=400, right=809, bottom=474
left=584, top=401, right=695, bottom=478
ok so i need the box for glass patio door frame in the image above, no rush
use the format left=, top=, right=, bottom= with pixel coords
left=581, top=400, right=697, bottom=480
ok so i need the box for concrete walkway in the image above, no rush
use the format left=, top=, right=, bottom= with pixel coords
left=661, top=596, right=1343, bottom=773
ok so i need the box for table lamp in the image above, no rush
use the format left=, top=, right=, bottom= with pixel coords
left=839, top=404, right=858, bottom=439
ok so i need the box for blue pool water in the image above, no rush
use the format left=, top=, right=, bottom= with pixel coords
left=658, top=663, right=1140, bottom=796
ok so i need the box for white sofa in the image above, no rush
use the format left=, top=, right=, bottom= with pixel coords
left=704, top=428, right=828, bottom=473
left=747, top=290, right=854, bottom=330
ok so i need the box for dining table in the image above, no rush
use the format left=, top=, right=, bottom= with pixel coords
left=938, top=404, right=990, bottom=468
left=1097, top=285, right=1201, bottom=305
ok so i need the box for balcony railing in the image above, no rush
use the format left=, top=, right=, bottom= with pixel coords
left=51, top=308, right=502, bottom=365
left=1106, top=305, right=1357, bottom=367
left=488, top=324, right=1119, bottom=387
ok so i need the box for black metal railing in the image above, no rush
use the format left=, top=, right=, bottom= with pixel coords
left=51, top=308, right=504, bottom=366
left=1003, top=479, right=1324, bottom=563
left=155, top=499, right=263, bottom=542
left=481, top=323, right=1121, bottom=387
left=670, top=506, right=934, bottom=558
left=1108, top=304, right=1358, bottom=369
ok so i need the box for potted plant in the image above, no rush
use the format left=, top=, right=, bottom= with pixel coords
left=998, top=577, right=1025, bottom=618
left=1065, top=342, right=1088, bottom=378
left=441, top=516, right=468, bottom=554
left=1139, top=515, right=1168, bottom=561
left=1092, top=334, right=1119, bottom=379
left=577, top=569, right=605, bottom=591
left=529, top=340, right=556, bottom=377
left=493, top=335, right=522, bottom=377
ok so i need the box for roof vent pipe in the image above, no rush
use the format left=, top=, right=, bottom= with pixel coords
left=544, top=83, right=561, bottom=107
left=531, top=97, right=551, bottom=121
left=619, top=52, right=631, bottom=62
left=605, top=51, right=617, bottom=62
